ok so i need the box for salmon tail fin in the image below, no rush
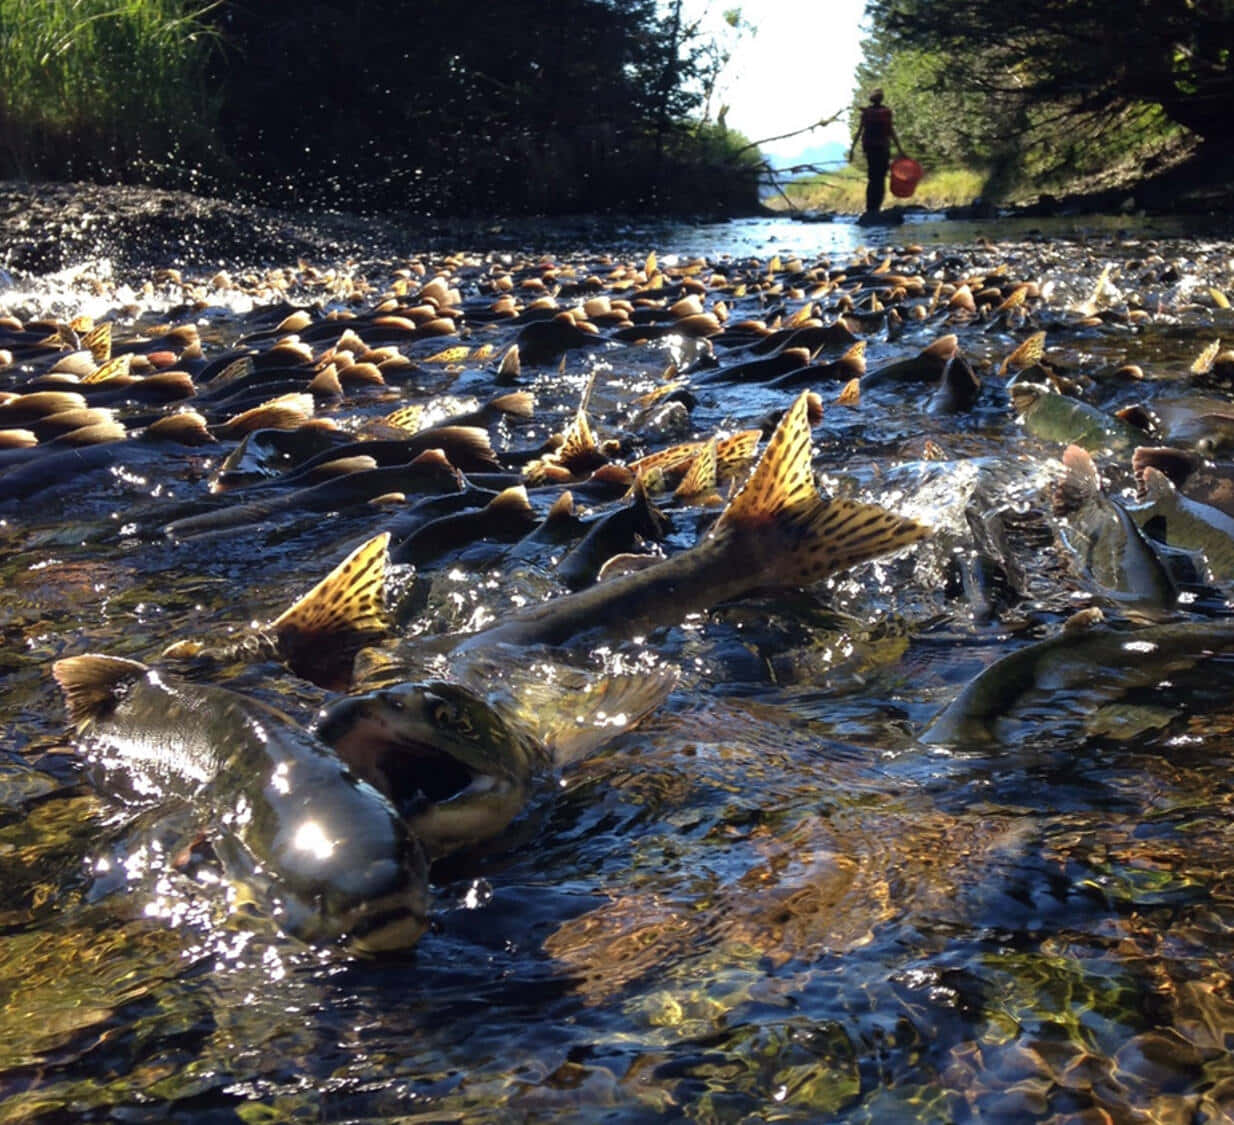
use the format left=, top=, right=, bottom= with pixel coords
left=714, top=428, right=760, bottom=480
left=999, top=330, right=1046, bottom=376
left=713, top=390, right=929, bottom=586
left=272, top=532, right=391, bottom=684
left=557, top=406, right=602, bottom=471
left=383, top=403, right=424, bottom=433
left=52, top=653, right=148, bottom=728
left=674, top=437, right=718, bottom=500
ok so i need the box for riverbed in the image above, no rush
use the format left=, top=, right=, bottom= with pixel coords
left=2, top=201, right=1234, bottom=1122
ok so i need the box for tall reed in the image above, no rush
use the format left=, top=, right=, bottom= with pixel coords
left=0, top=0, right=222, bottom=185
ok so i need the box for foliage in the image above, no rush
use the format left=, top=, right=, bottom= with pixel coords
left=852, top=0, right=1200, bottom=201
left=0, top=0, right=222, bottom=185
left=866, top=0, right=1234, bottom=141
left=202, top=0, right=756, bottom=215
left=0, top=0, right=760, bottom=216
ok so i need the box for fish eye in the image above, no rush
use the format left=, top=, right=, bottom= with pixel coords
left=430, top=700, right=457, bottom=727
left=427, top=695, right=475, bottom=737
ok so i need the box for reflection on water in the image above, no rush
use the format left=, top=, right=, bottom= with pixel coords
left=2, top=214, right=1234, bottom=1120
left=635, top=211, right=1234, bottom=263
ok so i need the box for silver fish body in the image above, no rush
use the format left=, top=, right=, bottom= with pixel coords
left=53, top=655, right=429, bottom=954
left=921, top=615, right=1234, bottom=746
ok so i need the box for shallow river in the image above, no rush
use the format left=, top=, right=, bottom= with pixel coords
left=2, top=212, right=1234, bottom=1122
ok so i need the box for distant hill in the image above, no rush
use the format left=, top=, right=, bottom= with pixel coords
left=763, top=141, right=848, bottom=179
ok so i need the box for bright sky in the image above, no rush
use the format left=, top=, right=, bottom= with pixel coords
left=688, top=0, right=868, bottom=165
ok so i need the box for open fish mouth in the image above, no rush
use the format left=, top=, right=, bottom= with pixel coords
left=314, top=685, right=531, bottom=857
left=314, top=692, right=484, bottom=814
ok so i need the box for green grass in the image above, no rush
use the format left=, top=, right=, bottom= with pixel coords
left=767, top=163, right=987, bottom=214
left=0, top=0, right=222, bottom=184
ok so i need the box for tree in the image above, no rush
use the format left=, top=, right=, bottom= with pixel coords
left=202, top=0, right=749, bottom=215
left=857, top=0, right=1208, bottom=198
left=864, top=0, right=1234, bottom=143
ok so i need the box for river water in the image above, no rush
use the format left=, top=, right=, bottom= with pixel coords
left=2, top=211, right=1234, bottom=1122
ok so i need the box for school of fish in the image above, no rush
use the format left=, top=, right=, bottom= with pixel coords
left=7, top=236, right=1234, bottom=955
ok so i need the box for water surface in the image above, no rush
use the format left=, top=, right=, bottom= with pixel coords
left=2, top=213, right=1234, bottom=1122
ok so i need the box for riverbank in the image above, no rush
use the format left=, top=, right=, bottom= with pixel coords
left=0, top=181, right=704, bottom=277
left=2, top=147, right=1231, bottom=284
left=770, top=137, right=1234, bottom=226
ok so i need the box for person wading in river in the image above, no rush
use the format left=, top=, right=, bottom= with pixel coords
left=848, top=88, right=906, bottom=217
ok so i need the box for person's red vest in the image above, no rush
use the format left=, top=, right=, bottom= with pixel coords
left=861, top=105, right=893, bottom=151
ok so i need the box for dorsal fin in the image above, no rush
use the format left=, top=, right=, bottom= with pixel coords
left=627, top=472, right=671, bottom=539
left=546, top=489, right=576, bottom=521
left=55, top=420, right=127, bottom=446
left=839, top=339, right=866, bottom=372
left=309, top=363, right=343, bottom=396
left=4, top=390, right=88, bottom=418
left=487, top=485, right=534, bottom=515
left=587, top=463, right=635, bottom=490
left=272, top=532, right=390, bottom=657
left=1132, top=446, right=1199, bottom=489
left=309, top=455, right=379, bottom=480
left=39, top=406, right=113, bottom=434
left=714, top=392, right=819, bottom=532
left=145, top=410, right=215, bottom=445
left=418, top=424, right=497, bottom=469
left=1139, top=465, right=1178, bottom=506
left=410, top=447, right=455, bottom=471
left=1052, top=444, right=1100, bottom=516
left=596, top=552, right=661, bottom=582
left=713, top=390, right=928, bottom=585
left=221, top=393, right=314, bottom=436
left=206, top=355, right=255, bottom=388
left=52, top=653, right=147, bottom=728
left=922, top=334, right=959, bottom=361
left=497, top=344, right=521, bottom=382
left=628, top=440, right=702, bottom=479
left=487, top=391, right=534, bottom=419
left=141, top=371, right=195, bottom=397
